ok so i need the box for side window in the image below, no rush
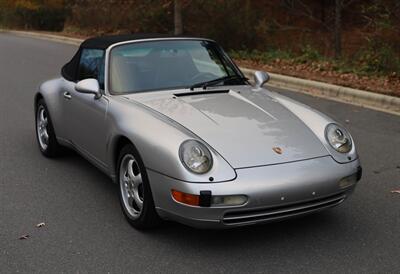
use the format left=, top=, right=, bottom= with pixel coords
left=78, top=49, right=105, bottom=89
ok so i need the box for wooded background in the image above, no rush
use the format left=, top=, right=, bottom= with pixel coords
left=0, top=0, right=399, bottom=75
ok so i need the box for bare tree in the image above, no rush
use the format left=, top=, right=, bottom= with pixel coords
left=334, top=0, right=342, bottom=59
left=283, top=0, right=355, bottom=59
left=174, top=0, right=183, bottom=35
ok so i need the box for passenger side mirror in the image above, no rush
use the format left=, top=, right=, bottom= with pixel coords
left=254, top=71, right=270, bottom=88
left=75, top=78, right=101, bottom=99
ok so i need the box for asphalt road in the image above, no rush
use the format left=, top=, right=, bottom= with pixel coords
left=1, top=33, right=399, bottom=274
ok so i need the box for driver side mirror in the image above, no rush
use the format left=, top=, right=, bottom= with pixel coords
left=75, top=78, right=101, bottom=99
left=254, top=71, right=270, bottom=88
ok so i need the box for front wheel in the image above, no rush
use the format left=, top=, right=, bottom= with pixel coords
left=117, top=144, right=161, bottom=229
left=35, top=99, right=63, bottom=157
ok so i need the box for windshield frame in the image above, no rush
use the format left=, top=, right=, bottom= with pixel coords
left=105, top=38, right=246, bottom=95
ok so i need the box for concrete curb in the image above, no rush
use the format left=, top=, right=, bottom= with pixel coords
left=241, top=68, right=400, bottom=116
left=0, top=29, right=82, bottom=45
left=2, top=29, right=399, bottom=115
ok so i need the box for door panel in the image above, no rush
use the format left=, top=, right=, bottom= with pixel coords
left=56, top=79, right=76, bottom=141
left=66, top=89, right=109, bottom=167
left=61, top=47, right=108, bottom=167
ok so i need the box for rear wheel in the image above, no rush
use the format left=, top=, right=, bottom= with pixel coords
left=35, top=99, right=62, bottom=157
left=117, top=144, right=161, bottom=229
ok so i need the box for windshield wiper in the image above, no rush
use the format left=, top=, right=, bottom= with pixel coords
left=189, top=75, right=248, bottom=90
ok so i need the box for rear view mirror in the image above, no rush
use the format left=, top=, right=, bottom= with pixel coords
left=254, top=71, right=270, bottom=88
left=75, top=78, right=101, bottom=99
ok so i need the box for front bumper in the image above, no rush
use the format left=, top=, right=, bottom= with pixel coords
left=147, top=156, right=361, bottom=228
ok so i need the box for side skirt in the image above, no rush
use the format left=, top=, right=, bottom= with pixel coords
left=57, top=137, right=115, bottom=182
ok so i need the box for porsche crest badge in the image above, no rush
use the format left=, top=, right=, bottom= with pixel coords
left=272, top=147, right=283, bottom=154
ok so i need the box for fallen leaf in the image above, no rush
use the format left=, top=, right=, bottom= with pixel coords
left=391, top=190, right=400, bottom=194
left=19, top=234, right=29, bottom=240
left=36, top=222, right=45, bottom=228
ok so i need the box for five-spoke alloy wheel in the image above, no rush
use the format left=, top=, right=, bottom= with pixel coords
left=117, top=144, right=160, bottom=229
left=119, top=154, right=144, bottom=219
left=35, top=99, right=62, bottom=157
left=37, top=105, right=49, bottom=151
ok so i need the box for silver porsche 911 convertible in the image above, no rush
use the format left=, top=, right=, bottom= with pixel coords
left=35, top=34, right=362, bottom=229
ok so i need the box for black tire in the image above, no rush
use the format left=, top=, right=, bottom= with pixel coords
left=35, top=98, right=63, bottom=157
left=117, top=144, right=161, bottom=229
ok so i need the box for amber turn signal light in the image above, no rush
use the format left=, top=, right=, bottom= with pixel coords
left=171, top=189, right=200, bottom=206
left=171, top=190, right=247, bottom=207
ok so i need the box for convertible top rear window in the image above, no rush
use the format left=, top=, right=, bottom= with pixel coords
left=61, top=49, right=81, bottom=81
left=62, top=48, right=105, bottom=84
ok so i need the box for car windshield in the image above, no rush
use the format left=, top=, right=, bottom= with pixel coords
left=109, top=40, right=244, bottom=94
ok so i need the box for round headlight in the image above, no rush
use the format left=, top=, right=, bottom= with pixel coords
left=325, top=123, right=352, bottom=153
left=179, top=140, right=213, bottom=174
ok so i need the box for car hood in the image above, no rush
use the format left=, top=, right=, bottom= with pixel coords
left=124, top=87, right=329, bottom=168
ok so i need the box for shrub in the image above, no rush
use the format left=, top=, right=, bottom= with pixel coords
left=0, top=6, right=67, bottom=31
left=356, top=40, right=400, bottom=75
left=229, top=49, right=293, bottom=63
left=16, top=6, right=67, bottom=31
left=295, top=45, right=323, bottom=64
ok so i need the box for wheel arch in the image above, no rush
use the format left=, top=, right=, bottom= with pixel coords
left=110, top=135, right=137, bottom=182
left=34, top=92, right=44, bottom=112
left=114, top=135, right=132, bottom=164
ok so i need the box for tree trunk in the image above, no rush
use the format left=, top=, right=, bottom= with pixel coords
left=334, top=0, right=342, bottom=59
left=174, top=0, right=183, bottom=35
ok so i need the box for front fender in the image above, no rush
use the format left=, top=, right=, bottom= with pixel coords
left=36, top=78, right=65, bottom=138
left=106, top=97, right=236, bottom=183
left=268, top=89, right=358, bottom=164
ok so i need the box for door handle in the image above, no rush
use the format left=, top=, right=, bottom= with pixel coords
left=63, top=92, right=72, bottom=100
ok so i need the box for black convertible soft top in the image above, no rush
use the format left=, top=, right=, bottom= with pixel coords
left=62, top=33, right=196, bottom=81
left=81, top=33, right=182, bottom=49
